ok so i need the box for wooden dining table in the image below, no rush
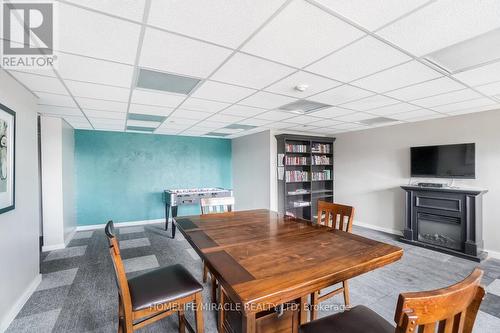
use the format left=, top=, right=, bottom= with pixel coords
left=175, top=209, right=403, bottom=333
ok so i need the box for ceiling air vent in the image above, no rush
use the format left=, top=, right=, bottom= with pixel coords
left=224, top=124, right=257, bottom=130
left=127, top=126, right=155, bottom=132
left=359, top=117, right=398, bottom=126
left=136, top=68, right=201, bottom=95
left=205, top=132, right=229, bottom=137
left=278, top=100, right=331, bottom=114
left=128, top=113, right=166, bottom=122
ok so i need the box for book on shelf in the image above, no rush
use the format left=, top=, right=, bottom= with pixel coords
left=311, top=170, right=332, bottom=181
left=285, top=170, right=309, bottom=182
left=285, top=143, right=308, bottom=153
left=288, top=189, right=310, bottom=195
left=312, top=155, right=331, bottom=165
left=311, top=143, right=331, bottom=153
left=289, top=200, right=311, bottom=208
left=285, top=156, right=309, bottom=165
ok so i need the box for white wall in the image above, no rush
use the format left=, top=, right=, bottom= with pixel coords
left=334, top=109, right=500, bottom=256
left=0, top=70, right=41, bottom=331
left=41, top=116, right=75, bottom=251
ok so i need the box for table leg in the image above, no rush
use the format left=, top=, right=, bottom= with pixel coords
left=300, top=296, right=308, bottom=325
left=242, top=312, right=256, bottom=333
left=171, top=206, right=178, bottom=239
left=165, top=202, right=170, bottom=231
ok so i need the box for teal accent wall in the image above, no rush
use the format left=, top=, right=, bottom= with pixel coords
left=75, top=130, right=232, bottom=226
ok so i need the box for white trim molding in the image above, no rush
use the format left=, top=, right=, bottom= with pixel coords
left=0, top=274, right=42, bottom=333
left=76, top=218, right=165, bottom=231
left=41, top=227, right=77, bottom=252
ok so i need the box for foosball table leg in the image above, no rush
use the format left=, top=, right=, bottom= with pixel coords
left=165, top=202, right=170, bottom=231
left=171, top=206, right=178, bottom=239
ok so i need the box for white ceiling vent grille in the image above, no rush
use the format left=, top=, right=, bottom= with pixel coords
left=278, top=100, right=331, bottom=114
left=136, top=68, right=201, bottom=95
left=359, top=117, right=398, bottom=125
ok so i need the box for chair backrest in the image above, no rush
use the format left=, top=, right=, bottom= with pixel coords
left=394, top=268, right=485, bottom=333
left=200, top=197, right=235, bottom=214
left=104, top=221, right=132, bottom=312
left=317, top=200, right=354, bottom=232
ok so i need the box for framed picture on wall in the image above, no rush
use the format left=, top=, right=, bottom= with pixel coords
left=0, top=103, right=15, bottom=214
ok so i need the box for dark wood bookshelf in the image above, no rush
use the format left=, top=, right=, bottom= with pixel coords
left=276, top=134, right=335, bottom=221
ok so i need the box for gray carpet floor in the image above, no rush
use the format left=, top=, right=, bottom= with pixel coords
left=6, top=223, right=500, bottom=332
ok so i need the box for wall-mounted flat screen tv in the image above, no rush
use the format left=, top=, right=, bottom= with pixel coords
left=410, top=143, right=475, bottom=179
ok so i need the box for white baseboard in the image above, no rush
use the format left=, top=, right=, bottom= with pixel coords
left=354, top=221, right=402, bottom=236
left=41, top=227, right=77, bottom=253
left=0, top=274, right=42, bottom=333
left=76, top=218, right=165, bottom=231
left=485, top=248, right=500, bottom=260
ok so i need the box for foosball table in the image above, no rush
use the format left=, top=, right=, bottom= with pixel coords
left=163, top=188, right=233, bottom=238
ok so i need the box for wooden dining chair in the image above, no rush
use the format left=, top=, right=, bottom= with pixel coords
left=310, top=200, right=355, bottom=320
left=105, top=221, right=204, bottom=333
left=200, top=196, right=235, bottom=304
left=300, top=268, right=485, bottom=333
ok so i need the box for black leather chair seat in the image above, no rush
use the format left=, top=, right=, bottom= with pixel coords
left=299, top=305, right=394, bottom=333
left=128, top=264, right=203, bottom=311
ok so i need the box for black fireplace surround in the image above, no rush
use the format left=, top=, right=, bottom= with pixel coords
left=401, top=185, right=488, bottom=261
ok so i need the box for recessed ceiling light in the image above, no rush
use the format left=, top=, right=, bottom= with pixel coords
left=278, top=100, right=331, bottom=114
left=359, top=117, right=398, bottom=125
left=136, top=68, right=201, bottom=95
left=224, top=124, right=257, bottom=130
left=127, top=126, right=155, bottom=132
left=128, top=113, right=166, bottom=122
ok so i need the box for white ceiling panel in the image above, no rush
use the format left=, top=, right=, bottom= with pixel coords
left=64, top=0, right=146, bottom=22
left=211, top=52, right=295, bottom=89
left=131, top=89, right=185, bottom=108
left=57, top=53, right=134, bottom=87
left=236, top=118, right=273, bottom=126
left=306, top=36, right=410, bottom=82
left=37, top=92, right=77, bottom=108
left=333, top=122, right=368, bottom=130
left=127, top=120, right=160, bottom=128
left=163, top=117, right=199, bottom=126
left=140, top=28, right=232, bottom=78
left=285, top=115, right=323, bottom=124
left=286, top=124, right=322, bottom=132
left=368, top=103, right=420, bottom=116
left=475, top=81, right=500, bottom=96
left=190, top=121, right=227, bottom=130
left=412, top=89, right=482, bottom=108
left=453, top=61, right=500, bottom=87
left=239, top=91, right=296, bottom=109
left=308, top=106, right=354, bottom=118
left=182, top=98, right=230, bottom=113
left=391, top=109, right=439, bottom=120
left=206, top=114, right=246, bottom=124
left=405, top=113, right=446, bottom=122
left=265, top=71, right=341, bottom=97
left=340, top=94, right=399, bottom=111
left=431, top=98, right=497, bottom=113
left=264, top=122, right=300, bottom=129
left=90, top=117, right=125, bottom=126
left=352, top=61, right=441, bottom=93
left=191, top=81, right=256, bottom=103
left=65, top=81, right=130, bottom=102
left=308, top=119, right=344, bottom=127
left=38, top=105, right=82, bottom=116
left=10, top=72, right=67, bottom=95
left=254, top=110, right=295, bottom=121
left=155, top=129, right=182, bottom=135
left=76, top=97, right=128, bottom=112
left=148, top=0, right=286, bottom=48
left=242, top=0, right=364, bottom=68
left=335, top=112, right=378, bottom=122
left=220, top=105, right=266, bottom=118
left=386, top=77, right=465, bottom=101
left=377, top=0, right=500, bottom=56
left=309, top=85, right=374, bottom=105
left=58, top=3, right=141, bottom=64
left=445, top=104, right=500, bottom=115
left=170, top=109, right=211, bottom=120
left=8, top=68, right=56, bottom=78
left=84, top=109, right=125, bottom=119
left=158, top=122, right=193, bottom=130
left=179, top=129, right=209, bottom=136
left=313, top=0, right=431, bottom=31
left=129, top=104, right=173, bottom=116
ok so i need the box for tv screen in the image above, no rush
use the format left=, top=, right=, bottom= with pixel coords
left=410, top=143, right=475, bottom=179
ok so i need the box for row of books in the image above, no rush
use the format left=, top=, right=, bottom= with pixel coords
left=289, top=200, right=311, bottom=208
left=312, top=155, right=331, bottom=165
left=311, top=143, right=331, bottom=153
left=285, top=143, right=308, bottom=153
left=312, top=170, right=332, bottom=181
left=285, top=170, right=309, bottom=182
left=285, top=156, right=308, bottom=165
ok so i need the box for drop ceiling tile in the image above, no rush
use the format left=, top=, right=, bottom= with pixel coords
left=453, top=61, right=500, bottom=87
left=368, top=103, right=421, bottom=116
left=412, top=89, right=482, bottom=108
left=66, top=81, right=130, bottom=102
left=335, top=112, right=378, bottom=122
left=206, top=114, right=246, bottom=124
left=377, top=0, right=500, bottom=56
left=127, top=120, right=160, bottom=128
left=340, top=94, right=399, bottom=111
left=239, top=91, right=296, bottom=109
left=170, top=109, right=210, bottom=120
left=236, top=118, right=273, bottom=126
left=385, top=77, right=465, bottom=101
left=64, top=0, right=146, bottom=21
left=180, top=129, right=209, bottom=136
left=211, top=128, right=244, bottom=134
left=211, top=52, right=295, bottom=89
left=265, top=71, right=341, bottom=98
left=287, top=124, right=322, bottom=132
left=285, top=115, right=323, bottom=124
left=333, top=122, right=369, bottom=130
left=148, top=0, right=286, bottom=48
left=38, top=105, right=82, bottom=116
left=156, top=129, right=182, bottom=135
left=308, top=119, right=344, bottom=127
left=314, top=0, right=431, bottom=31
left=8, top=68, right=56, bottom=78
left=159, top=122, right=193, bottom=130
left=431, top=98, right=497, bottom=113
left=90, top=117, right=125, bottom=126
left=352, top=61, right=441, bottom=93
left=405, top=113, right=447, bottom=122
left=309, top=85, right=374, bottom=105
left=475, top=81, right=500, bottom=96
left=181, top=98, right=230, bottom=113
left=140, top=28, right=232, bottom=78
left=10, top=72, right=67, bottom=95
left=191, top=81, right=256, bottom=103
left=84, top=109, right=125, bottom=119
left=306, top=36, right=410, bottom=82
left=58, top=3, right=141, bottom=64
left=129, top=104, right=173, bottom=116
left=220, top=105, right=266, bottom=118
left=445, top=104, right=500, bottom=115
left=57, top=53, right=134, bottom=87
left=191, top=120, right=227, bottom=130
left=264, top=122, right=300, bottom=129
left=37, top=92, right=77, bottom=108
left=308, top=106, right=355, bottom=118
left=76, top=97, right=128, bottom=112
left=254, top=110, right=295, bottom=121
left=391, top=109, right=439, bottom=120
left=131, top=89, right=185, bottom=108
left=242, top=0, right=364, bottom=68
left=164, top=117, right=199, bottom=126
